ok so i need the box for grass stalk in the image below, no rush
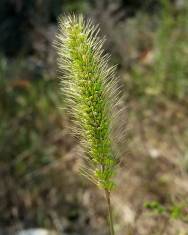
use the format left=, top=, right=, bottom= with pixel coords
left=105, top=190, right=115, bottom=235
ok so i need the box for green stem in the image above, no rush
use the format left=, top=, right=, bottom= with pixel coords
left=105, top=190, right=115, bottom=235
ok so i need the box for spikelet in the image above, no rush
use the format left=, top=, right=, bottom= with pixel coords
left=56, top=15, right=125, bottom=192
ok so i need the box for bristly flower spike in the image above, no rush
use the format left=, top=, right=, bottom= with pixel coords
left=56, top=15, right=126, bottom=235
left=56, top=14, right=124, bottom=191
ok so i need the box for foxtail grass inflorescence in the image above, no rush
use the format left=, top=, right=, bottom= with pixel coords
left=56, top=15, right=125, bottom=235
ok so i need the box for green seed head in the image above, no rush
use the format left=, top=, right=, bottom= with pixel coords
left=56, top=15, right=125, bottom=191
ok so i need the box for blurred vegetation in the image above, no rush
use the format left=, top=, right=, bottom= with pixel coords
left=0, top=56, right=59, bottom=225
left=0, top=57, right=60, bottom=165
left=145, top=200, right=188, bottom=221
left=129, top=0, right=188, bottom=100
left=0, top=0, right=88, bottom=56
left=0, top=0, right=188, bottom=234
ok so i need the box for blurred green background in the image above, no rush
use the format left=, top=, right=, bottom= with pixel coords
left=0, top=1, right=188, bottom=235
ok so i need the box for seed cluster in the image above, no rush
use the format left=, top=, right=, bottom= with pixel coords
left=56, top=15, right=119, bottom=191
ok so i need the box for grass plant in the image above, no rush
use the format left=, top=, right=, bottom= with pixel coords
left=56, top=15, right=124, bottom=235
